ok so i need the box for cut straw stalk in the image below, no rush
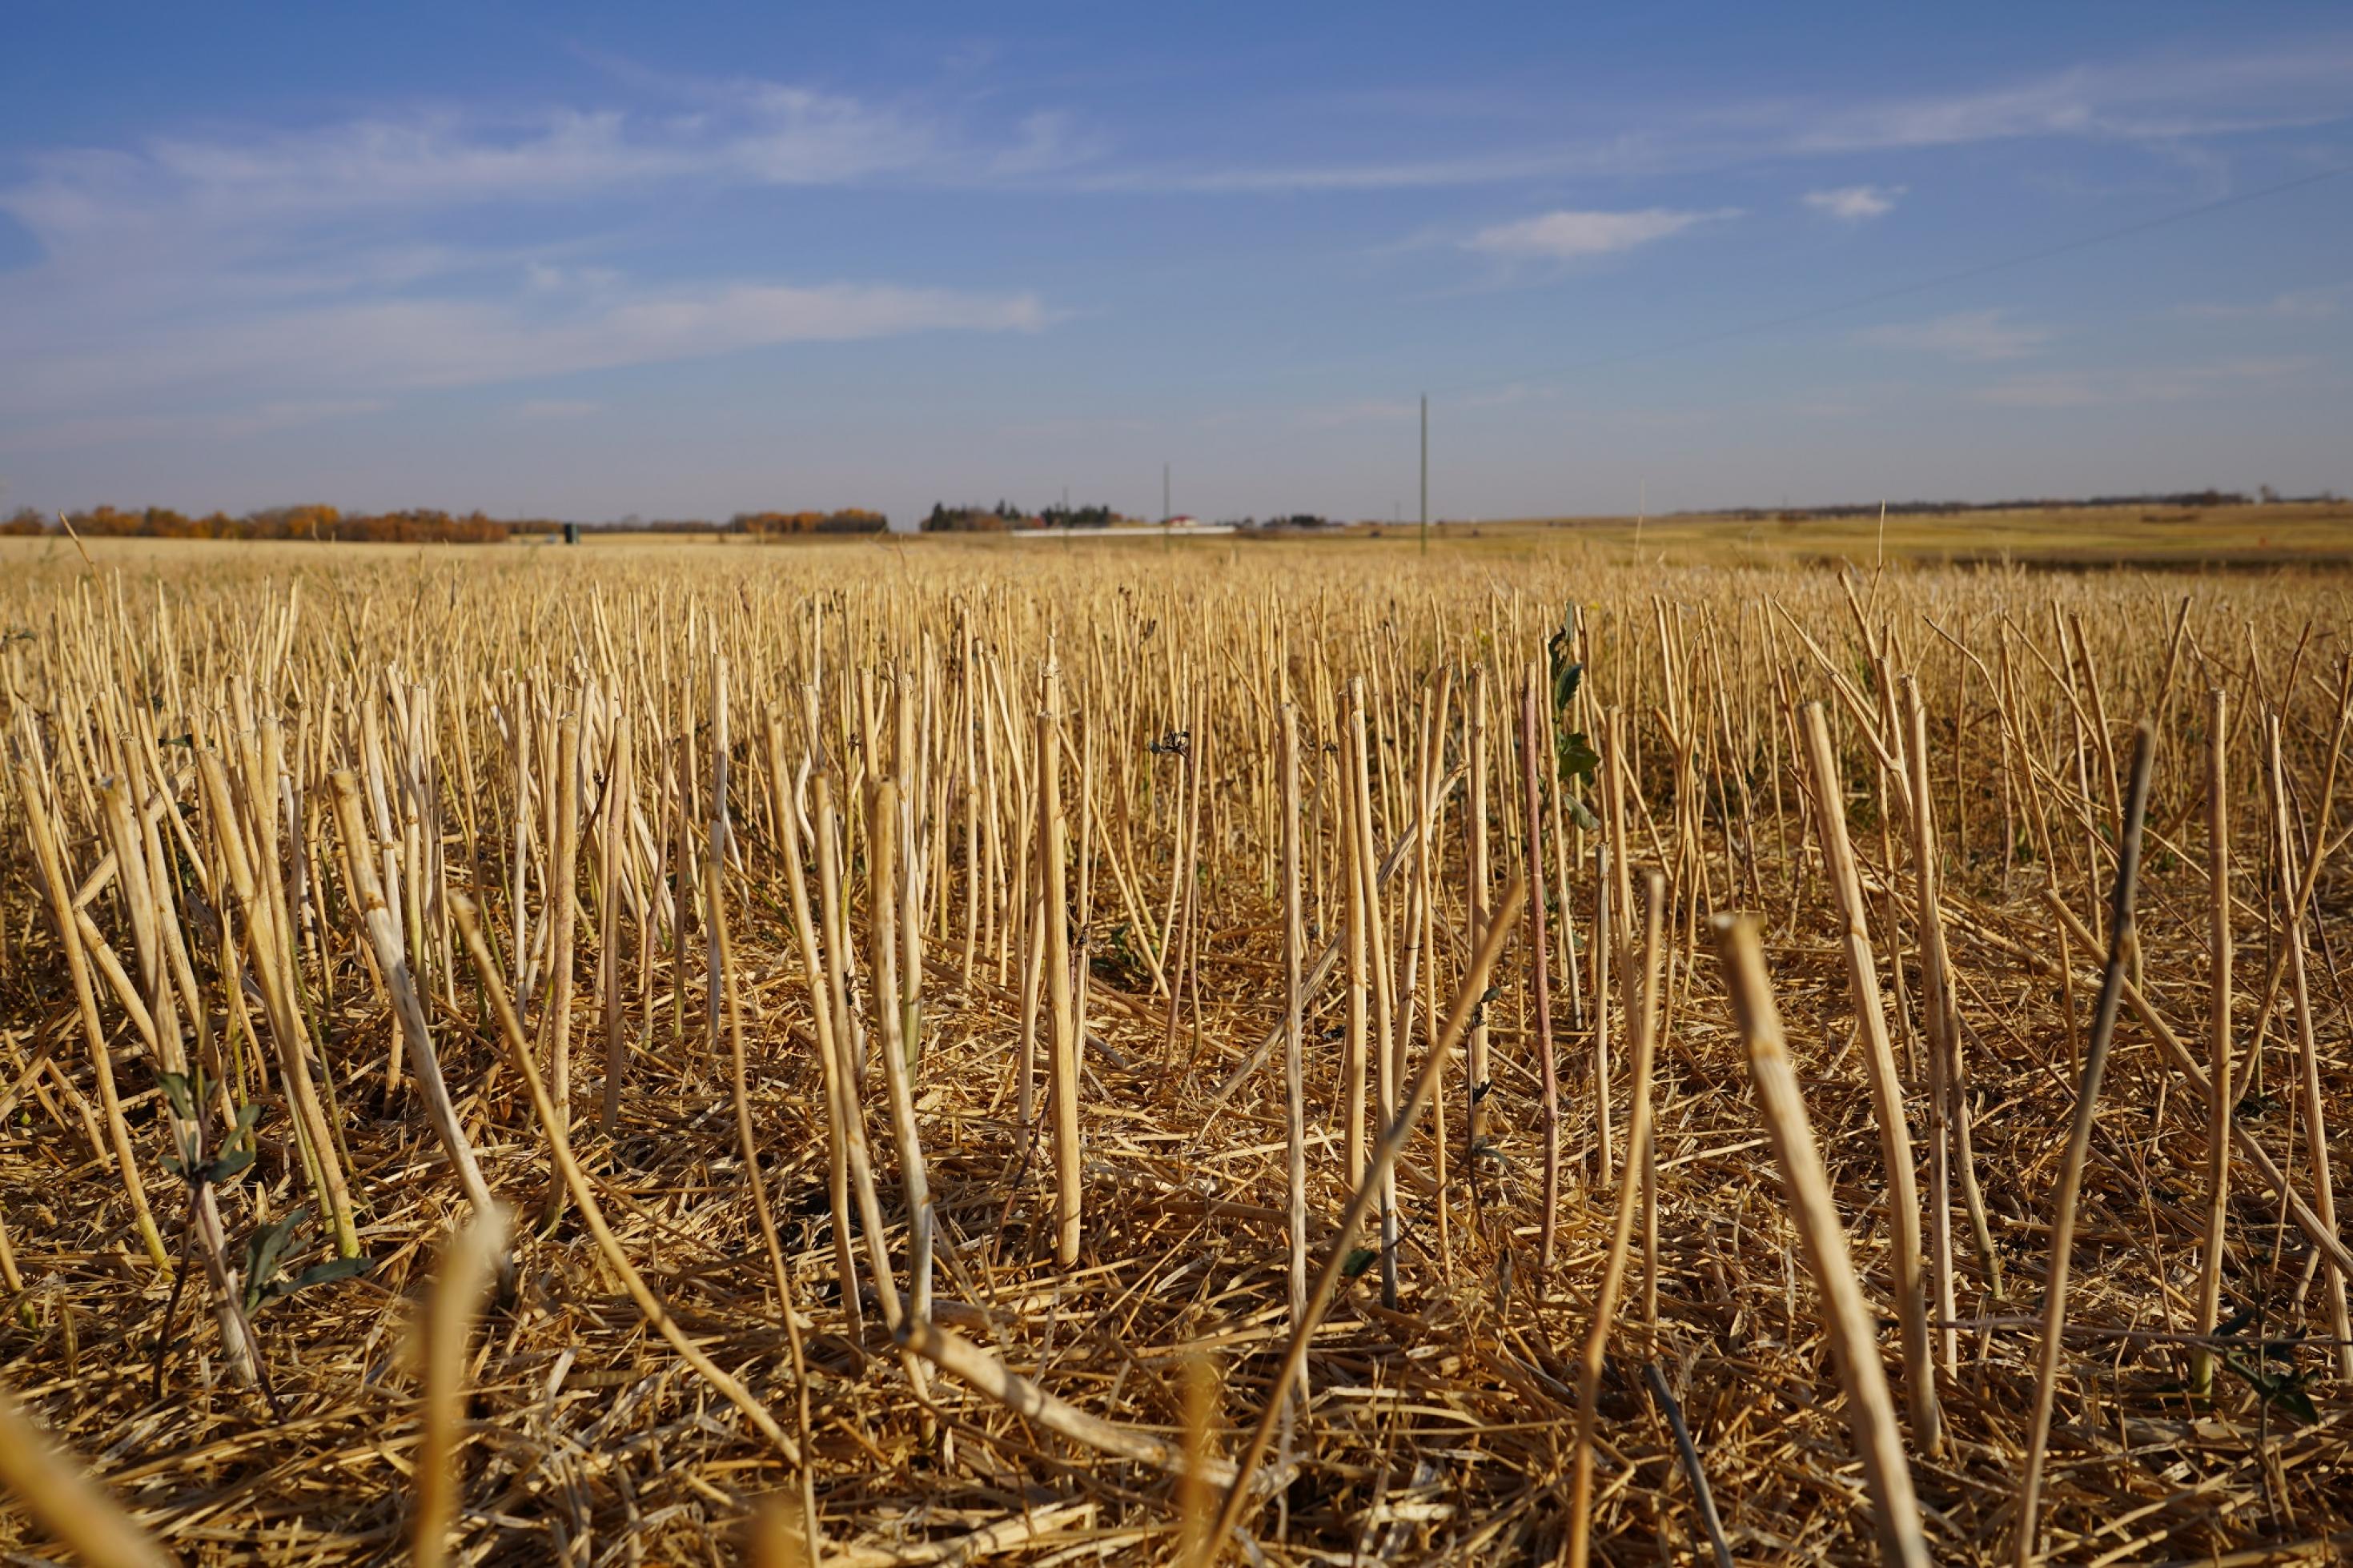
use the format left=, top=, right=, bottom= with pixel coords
left=2269, top=715, right=2353, bottom=1378
left=0, top=1380, right=175, bottom=1568
left=2191, top=686, right=2231, bottom=1396
left=1902, top=675, right=2000, bottom=1306
left=195, top=748, right=359, bottom=1257
left=598, top=708, right=632, bottom=1133
left=765, top=715, right=863, bottom=1341
left=1209, top=874, right=1529, bottom=1558
left=896, top=1315, right=1249, bottom=1489
left=1465, top=665, right=1493, bottom=1172
left=327, top=771, right=496, bottom=1223
left=13, top=756, right=168, bottom=1267
left=2038, top=891, right=2353, bottom=1281
left=2233, top=657, right=2353, bottom=1071
left=1278, top=702, right=1309, bottom=1396
left=1347, top=678, right=1402, bottom=1308
left=1039, top=660, right=1082, bottom=1267
left=1644, top=1361, right=1734, bottom=1568
left=411, top=1204, right=510, bottom=1568
left=448, top=892, right=802, bottom=1463
left=1521, top=667, right=1563, bottom=1272
left=1565, top=867, right=1663, bottom=1568
left=1177, top=1352, right=1222, bottom=1568
left=813, top=770, right=909, bottom=1332
left=2014, top=724, right=2154, bottom=1566
left=1191, top=779, right=1462, bottom=1138
left=1712, top=913, right=1929, bottom=1568
left=867, top=779, right=935, bottom=1320
left=537, top=713, right=581, bottom=1229
left=1343, top=680, right=1371, bottom=1198
left=713, top=840, right=821, bottom=1551
left=1800, top=701, right=1938, bottom=1451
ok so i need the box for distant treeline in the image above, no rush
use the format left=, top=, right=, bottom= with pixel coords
left=6, top=505, right=515, bottom=543
left=731, top=509, right=887, bottom=535
left=922, top=500, right=1136, bottom=531
left=1236, top=514, right=1342, bottom=531
left=3, top=504, right=889, bottom=542
left=1705, top=489, right=2341, bottom=522
left=919, top=503, right=1359, bottom=533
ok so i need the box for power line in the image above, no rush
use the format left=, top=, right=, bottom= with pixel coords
left=1429, top=162, right=2351, bottom=399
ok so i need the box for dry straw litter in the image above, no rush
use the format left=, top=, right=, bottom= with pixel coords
left=0, top=535, right=2349, bottom=1565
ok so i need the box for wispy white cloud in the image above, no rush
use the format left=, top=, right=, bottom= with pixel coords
left=1079, top=139, right=1666, bottom=194
left=514, top=399, right=603, bottom=421
left=1803, top=183, right=1905, bottom=220
left=1082, top=34, right=2353, bottom=194
left=2, top=86, right=1016, bottom=256
left=1466, top=207, right=1737, bottom=262
left=2171, top=283, right=2347, bottom=319
left=1855, top=309, right=2051, bottom=363
left=987, top=110, right=1106, bottom=178
left=10, top=278, right=1048, bottom=417
left=1771, top=44, right=2353, bottom=154
left=219, top=398, right=391, bottom=437
left=0, top=76, right=1064, bottom=433
left=8, top=36, right=2343, bottom=245
left=1974, top=355, right=2311, bottom=407
left=0, top=397, right=390, bottom=453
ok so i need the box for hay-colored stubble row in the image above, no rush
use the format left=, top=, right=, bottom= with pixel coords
left=0, top=537, right=2348, bottom=1565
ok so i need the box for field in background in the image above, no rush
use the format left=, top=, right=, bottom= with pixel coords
left=10, top=495, right=2350, bottom=574
left=2, top=535, right=2351, bottom=1564
left=1481, top=496, right=2353, bottom=564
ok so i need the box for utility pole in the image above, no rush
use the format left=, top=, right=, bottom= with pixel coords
left=1419, top=393, right=1429, bottom=555
left=1162, top=463, right=1171, bottom=524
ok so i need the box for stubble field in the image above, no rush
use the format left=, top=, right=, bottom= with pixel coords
left=1, top=530, right=2350, bottom=1566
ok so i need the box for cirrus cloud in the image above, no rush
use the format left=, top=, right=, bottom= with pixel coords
left=1802, top=183, right=1906, bottom=220
left=1855, top=308, right=2051, bottom=362
left=1464, top=206, right=1739, bottom=261
left=1974, top=356, right=2311, bottom=407
left=12, top=278, right=1050, bottom=416
left=2171, top=283, right=2347, bottom=320
left=0, top=75, right=1068, bottom=437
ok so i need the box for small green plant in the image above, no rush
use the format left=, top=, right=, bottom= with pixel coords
left=1546, top=605, right=1600, bottom=829
left=2218, top=1349, right=2319, bottom=1426
left=158, top=1070, right=256, bottom=1185
left=151, top=1072, right=372, bottom=1412
left=241, top=1207, right=373, bottom=1317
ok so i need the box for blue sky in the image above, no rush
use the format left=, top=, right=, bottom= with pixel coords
left=2, top=2, right=2349, bottom=525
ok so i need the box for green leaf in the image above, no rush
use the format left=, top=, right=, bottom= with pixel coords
left=285, top=1256, right=373, bottom=1296
left=1555, top=728, right=1600, bottom=788
left=1549, top=652, right=1584, bottom=714
left=1564, top=795, right=1600, bottom=832
left=157, top=1072, right=195, bottom=1122
left=201, top=1145, right=255, bottom=1185
left=1342, top=1247, right=1379, bottom=1278
left=2219, top=1353, right=2319, bottom=1426
left=2274, top=1380, right=2322, bottom=1427
left=242, top=1208, right=309, bottom=1315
